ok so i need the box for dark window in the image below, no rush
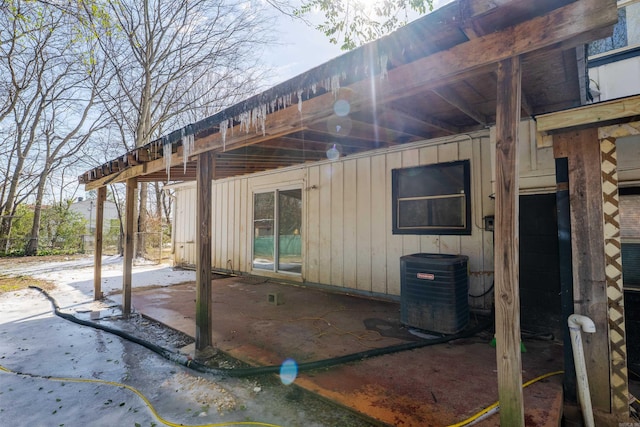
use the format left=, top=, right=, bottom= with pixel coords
left=620, top=188, right=640, bottom=289
left=392, top=160, right=471, bottom=235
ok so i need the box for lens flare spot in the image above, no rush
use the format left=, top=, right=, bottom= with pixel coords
left=327, top=116, right=352, bottom=136
left=326, top=143, right=341, bottom=161
left=279, top=358, right=298, bottom=385
left=333, top=99, right=350, bottom=117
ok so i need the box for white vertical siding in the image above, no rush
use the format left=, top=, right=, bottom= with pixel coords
left=239, top=179, right=249, bottom=271
left=342, top=159, right=358, bottom=289
left=306, top=167, right=321, bottom=283
left=370, top=155, right=387, bottom=294
left=172, top=128, right=564, bottom=307
left=172, top=185, right=196, bottom=265
left=356, top=157, right=372, bottom=292
left=318, top=163, right=332, bottom=285
left=385, top=152, right=403, bottom=295
left=330, top=162, right=344, bottom=287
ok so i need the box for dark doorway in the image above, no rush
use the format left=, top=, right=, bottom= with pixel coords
left=519, top=193, right=562, bottom=340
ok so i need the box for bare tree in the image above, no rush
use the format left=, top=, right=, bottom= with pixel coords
left=92, top=0, right=273, bottom=258
left=0, top=1, right=63, bottom=251
left=0, top=1, right=105, bottom=254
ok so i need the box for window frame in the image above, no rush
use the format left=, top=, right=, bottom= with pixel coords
left=251, top=185, right=303, bottom=276
left=391, top=160, right=472, bottom=235
left=620, top=187, right=640, bottom=290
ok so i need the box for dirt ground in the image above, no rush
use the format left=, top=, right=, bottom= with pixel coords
left=0, top=255, right=378, bottom=427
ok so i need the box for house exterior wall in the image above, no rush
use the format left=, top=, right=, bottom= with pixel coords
left=589, top=56, right=640, bottom=102
left=173, top=184, right=197, bottom=265
left=588, top=1, right=640, bottom=102
left=69, top=199, right=119, bottom=233
left=170, top=119, right=640, bottom=309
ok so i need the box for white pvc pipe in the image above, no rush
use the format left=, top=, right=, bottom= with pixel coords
left=568, top=314, right=596, bottom=427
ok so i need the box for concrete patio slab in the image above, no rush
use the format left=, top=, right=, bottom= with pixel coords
left=117, top=274, right=564, bottom=427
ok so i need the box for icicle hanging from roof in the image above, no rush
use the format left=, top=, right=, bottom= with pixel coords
left=238, top=110, right=250, bottom=134
left=219, top=119, right=228, bottom=151
left=331, top=74, right=341, bottom=97
left=380, top=54, right=389, bottom=80
left=181, top=126, right=194, bottom=173
left=257, top=104, right=267, bottom=135
left=162, top=135, right=171, bottom=182
left=297, top=90, right=304, bottom=113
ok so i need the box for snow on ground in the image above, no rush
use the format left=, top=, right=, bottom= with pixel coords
left=30, top=255, right=196, bottom=299
left=2, top=254, right=197, bottom=315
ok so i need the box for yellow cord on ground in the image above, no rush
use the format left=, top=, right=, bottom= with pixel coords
left=0, top=363, right=281, bottom=427
left=446, top=370, right=565, bottom=427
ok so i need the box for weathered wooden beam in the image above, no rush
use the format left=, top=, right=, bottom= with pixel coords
left=109, top=160, right=119, bottom=173
left=93, top=186, right=106, bottom=301
left=84, top=126, right=304, bottom=190
left=127, top=152, right=139, bottom=166
left=137, top=148, right=151, bottom=162
left=494, top=55, right=524, bottom=426
left=190, top=0, right=616, bottom=157
left=537, top=94, right=640, bottom=133
left=81, top=0, right=616, bottom=189
left=381, top=107, right=460, bottom=135
left=554, top=128, right=611, bottom=416
left=123, top=178, right=137, bottom=316
left=257, top=138, right=329, bottom=153
left=195, top=152, right=213, bottom=352
left=432, top=86, right=487, bottom=126
left=84, top=151, right=183, bottom=190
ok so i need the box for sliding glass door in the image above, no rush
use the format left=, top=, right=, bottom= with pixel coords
left=253, top=189, right=302, bottom=274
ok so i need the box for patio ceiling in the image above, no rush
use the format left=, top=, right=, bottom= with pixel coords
left=80, top=0, right=617, bottom=189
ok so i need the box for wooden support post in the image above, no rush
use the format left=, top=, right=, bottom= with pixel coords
left=123, top=178, right=137, bottom=316
left=93, top=186, right=106, bottom=301
left=555, top=128, right=610, bottom=414
left=494, top=56, right=524, bottom=427
left=195, top=152, right=213, bottom=352
left=555, top=128, right=631, bottom=425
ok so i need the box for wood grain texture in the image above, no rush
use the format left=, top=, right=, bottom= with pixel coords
left=537, top=94, right=640, bottom=133
left=93, top=186, right=106, bottom=301
left=123, top=178, right=137, bottom=315
left=196, top=152, right=213, bottom=350
left=556, top=128, right=611, bottom=412
left=494, top=56, right=524, bottom=427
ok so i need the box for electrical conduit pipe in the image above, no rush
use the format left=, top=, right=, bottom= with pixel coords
left=567, top=314, right=596, bottom=427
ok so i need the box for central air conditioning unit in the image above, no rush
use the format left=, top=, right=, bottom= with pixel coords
left=400, top=253, right=469, bottom=334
